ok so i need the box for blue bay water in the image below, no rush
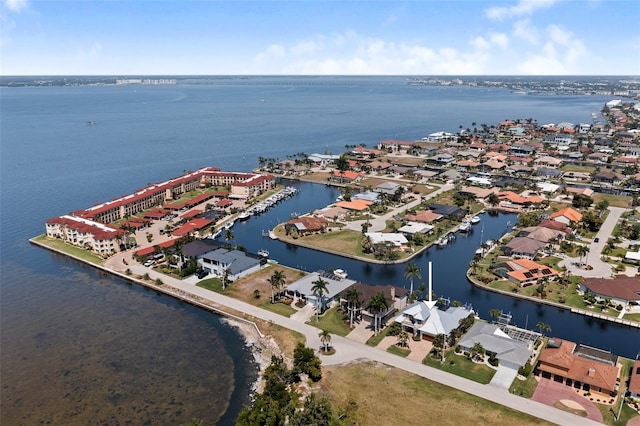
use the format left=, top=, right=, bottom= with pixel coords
left=1, top=76, right=635, bottom=424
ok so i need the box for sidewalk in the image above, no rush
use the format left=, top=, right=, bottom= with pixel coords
left=112, top=261, right=601, bottom=426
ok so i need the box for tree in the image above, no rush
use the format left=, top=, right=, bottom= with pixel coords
left=397, top=330, right=409, bottom=348
left=268, top=269, right=286, bottom=303
left=470, top=342, right=485, bottom=361
left=487, top=193, right=500, bottom=207
left=311, top=277, right=329, bottom=321
left=293, top=342, right=322, bottom=382
left=221, top=266, right=231, bottom=290
left=334, top=155, right=350, bottom=183
left=536, top=322, right=552, bottom=336
left=488, top=309, right=502, bottom=323
left=344, top=286, right=362, bottom=328
left=289, top=393, right=335, bottom=426
left=367, top=291, right=389, bottom=335
left=361, top=234, right=373, bottom=253
left=433, top=333, right=446, bottom=362
left=224, top=227, right=235, bottom=246
left=404, top=262, right=422, bottom=296
left=319, top=329, right=332, bottom=352
left=576, top=245, right=590, bottom=267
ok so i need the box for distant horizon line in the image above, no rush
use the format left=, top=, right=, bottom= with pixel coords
left=2, top=74, right=639, bottom=78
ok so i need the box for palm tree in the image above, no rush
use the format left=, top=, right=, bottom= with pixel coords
left=319, top=329, right=331, bottom=352
left=344, top=287, right=362, bottom=328
left=470, top=342, right=485, bottom=362
left=536, top=322, right=552, bottom=336
left=367, top=291, right=389, bottom=335
left=404, top=262, right=422, bottom=296
left=433, top=333, right=446, bottom=362
left=221, top=267, right=231, bottom=290
left=398, top=330, right=409, bottom=348
left=224, top=228, right=235, bottom=246
left=488, top=309, right=502, bottom=323
left=576, top=245, right=590, bottom=267
left=311, top=277, right=329, bottom=321
left=361, top=234, right=373, bottom=253
left=267, top=269, right=286, bottom=304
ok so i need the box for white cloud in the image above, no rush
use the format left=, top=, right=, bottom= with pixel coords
left=3, top=0, right=28, bottom=13
left=255, top=44, right=286, bottom=63
left=253, top=31, right=499, bottom=75
left=513, top=19, right=539, bottom=44
left=516, top=25, right=587, bottom=74
left=490, top=33, right=509, bottom=50
left=485, top=0, right=557, bottom=20
left=470, top=36, right=490, bottom=50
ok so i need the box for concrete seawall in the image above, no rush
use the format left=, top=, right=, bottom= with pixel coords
left=29, top=237, right=265, bottom=338
left=465, top=270, right=640, bottom=329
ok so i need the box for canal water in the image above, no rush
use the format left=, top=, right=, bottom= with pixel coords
left=233, top=179, right=640, bottom=359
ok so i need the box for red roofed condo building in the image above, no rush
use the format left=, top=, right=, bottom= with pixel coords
left=44, top=167, right=274, bottom=254
left=46, top=215, right=127, bottom=255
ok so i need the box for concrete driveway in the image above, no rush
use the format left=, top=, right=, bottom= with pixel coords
left=490, top=365, right=519, bottom=389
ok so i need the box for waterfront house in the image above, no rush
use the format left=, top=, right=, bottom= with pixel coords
left=458, top=322, right=532, bottom=370
left=398, top=222, right=434, bottom=238
left=335, top=199, right=374, bottom=212
left=285, top=270, right=355, bottom=311
left=579, top=275, right=640, bottom=309
left=308, top=153, right=340, bottom=167
left=198, top=248, right=262, bottom=281
left=501, top=237, right=546, bottom=259
left=394, top=301, right=472, bottom=341
left=377, top=139, right=414, bottom=153
left=338, top=283, right=408, bottom=330
left=459, top=186, right=495, bottom=201
left=428, top=203, right=466, bottom=220
left=284, top=216, right=329, bottom=236
left=330, top=170, right=364, bottom=183
left=365, top=232, right=409, bottom=250
left=536, top=338, right=620, bottom=397
left=492, top=258, right=559, bottom=287
left=404, top=210, right=443, bottom=224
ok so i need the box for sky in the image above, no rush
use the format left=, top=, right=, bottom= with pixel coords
left=1, top=0, right=639, bottom=76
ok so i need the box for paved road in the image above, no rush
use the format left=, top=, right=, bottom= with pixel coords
left=115, top=262, right=601, bottom=426
left=559, top=206, right=626, bottom=278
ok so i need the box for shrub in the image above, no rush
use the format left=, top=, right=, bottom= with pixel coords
left=518, top=362, right=533, bottom=377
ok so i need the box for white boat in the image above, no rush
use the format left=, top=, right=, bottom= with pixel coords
left=459, top=221, right=471, bottom=232
left=257, top=249, right=269, bottom=258
left=436, top=237, right=447, bottom=247
left=224, top=220, right=235, bottom=230
left=333, top=269, right=348, bottom=279
left=238, top=211, right=251, bottom=221
left=470, top=216, right=480, bottom=224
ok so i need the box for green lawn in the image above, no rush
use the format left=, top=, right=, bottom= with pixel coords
left=423, top=351, right=496, bottom=384
left=509, top=374, right=539, bottom=398
left=307, top=306, right=351, bottom=336
left=260, top=301, right=296, bottom=317
left=197, top=277, right=224, bottom=293
left=366, top=325, right=392, bottom=347
left=32, top=235, right=105, bottom=265
left=387, top=344, right=411, bottom=357
left=592, top=193, right=632, bottom=209
left=560, top=165, right=597, bottom=173
left=623, top=313, right=640, bottom=322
